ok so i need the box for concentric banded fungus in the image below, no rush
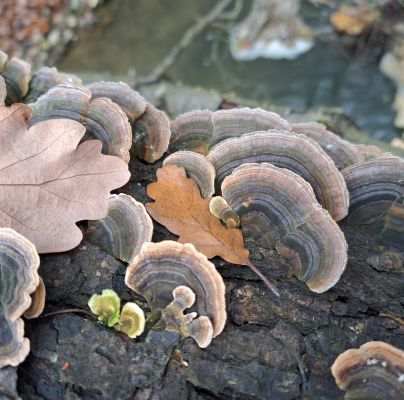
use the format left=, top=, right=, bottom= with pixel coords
left=0, top=228, right=40, bottom=368
left=132, top=103, right=171, bottom=163
left=208, top=131, right=349, bottom=221
left=87, top=81, right=147, bottom=123
left=87, top=194, right=153, bottom=263
left=30, top=84, right=132, bottom=161
left=163, top=151, right=216, bottom=198
left=88, top=289, right=121, bottom=327
left=24, top=277, right=46, bottom=320
left=115, top=302, right=145, bottom=338
left=0, top=76, right=5, bottom=105
left=25, top=67, right=83, bottom=103
left=0, top=51, right=31, bottom=104
left=331, top=341, right=404, bottom=400
left=162, top=286, right=214, bottom=348
left=342, top=157, right=404, bottom=249
left=221, top=163, right=347, bottom=292
left=209, top=196, right=240, bottom=228
left=125, top=241, right=226, bottom=337
left=170, top=107, right=290, bottom=154
left=292, top=122, right=363, bottom=169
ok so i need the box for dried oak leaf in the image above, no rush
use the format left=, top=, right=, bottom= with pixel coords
left=146, top=164, right=250, bottom=266
left=0, top=104, right=130, bottom=253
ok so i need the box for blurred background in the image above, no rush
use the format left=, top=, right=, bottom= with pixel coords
left=1, top=0, right=404, bottom=145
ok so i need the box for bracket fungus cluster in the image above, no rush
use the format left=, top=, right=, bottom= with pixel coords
left=87, top=194, right=153, bottom=264
left=0, top=50, right=31, bottom=104
left=0, top=228, right=40, bottom=368
left=342, top=156, right=404, bottom=250
left=125, top=241, right=226, bottom=347
left=207, top=130, right=349, bottom=221
left=219, top=163, right=348, bottom=293
left=170, top=107, right=290, bottom=154
left=331, top=341, right=404, bottom=399
left=29, top=84, right=133, bottom=162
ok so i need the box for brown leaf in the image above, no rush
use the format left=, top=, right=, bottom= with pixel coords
left=0, top=104, right=130, bottom=253
left=146, top=164, right=250, bottom=266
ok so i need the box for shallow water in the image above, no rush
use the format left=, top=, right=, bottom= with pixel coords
left=60, top=0, right=400, bottom=141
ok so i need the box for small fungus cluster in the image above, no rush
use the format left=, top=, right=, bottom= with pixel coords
left=88, top=289, right=145, bottom=338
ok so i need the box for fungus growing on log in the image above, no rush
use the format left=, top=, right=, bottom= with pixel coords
left=25, top=66, right=83, bottom=103
left=292, top=122, right=363, bottom=169
left=30, top=84, right=132, bottom=162
left=162, top=286, right=214, bottom=348
left=170, top=107, right=290, bottom=154
left=125, top=241, right=226, bottom=338
left=24, top=277, right=46, bottom=320
left=221, top=163, right=348, bottom=292
left=207, top=131, right=349, bottom=221
left=132, top=103, right=171, bottom=163
left=0, top=228, right=40, bottom=368
left=88, top=289, right=121, bottom=327
left=331, top=341, right=404, bottom=400
left=163, top=151, right=216, bottom=198
left=87, top=194, right=153, bottom=264
left=355, top=144, right=391, bottom=161
left=87, top=81, right=147, bottom=124
left=0, top=50, right=31, bottom=104
left=115, top=302, right=145, bottom=339
left=342, top=156, right=404, bottom=250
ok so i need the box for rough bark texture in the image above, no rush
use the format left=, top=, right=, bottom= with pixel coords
left=6, top=153, right=401, bottom=400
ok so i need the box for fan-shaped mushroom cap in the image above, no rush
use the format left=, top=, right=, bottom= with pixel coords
left=0, top=76, right=6, bottom=105
left=222, top=163, right=347, bottom=292
left=331, top=341, right=404, bottom=400
left=125, top=241, right=226, bottom=337
left=30, top=84, right=132, bottom=162
left=209, top=196, right=240, bottom=229
left=342, top=157, right=404, bottom=249
left=88, top=289, right=121, bottom=327
left=115, top=302, right=145, bottom=338
left=170, top=107, right=290, bottom=154
left=163, top=151, right=216, bottom=198
left=87, top=81, right=146, bottom=124
left=292, top=122, right=363, bottom=169
left=170, top=110, right=213, bottom=154
left=342, top=157, right=404, bottom=225
left=162, top=286, right=214, bottom=348
left=132, top=103, right=171, bottom=163
left=25, top=67, right=83, bottom=103
left=0, top=51, right=31, bottom=104
left=208, top=131, right=349, bottom=221
left=0, top=228, right=40, bottom=368
left=24, top=277, right=46, bottom=320
left=87, top=194, right=153, bottom=263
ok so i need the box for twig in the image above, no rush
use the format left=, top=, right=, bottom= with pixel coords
left=248, top=262, right=280, bottom=297
left=41, top=308, right=94, bottom=318
left=134, top=0, right=233, bottom=87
